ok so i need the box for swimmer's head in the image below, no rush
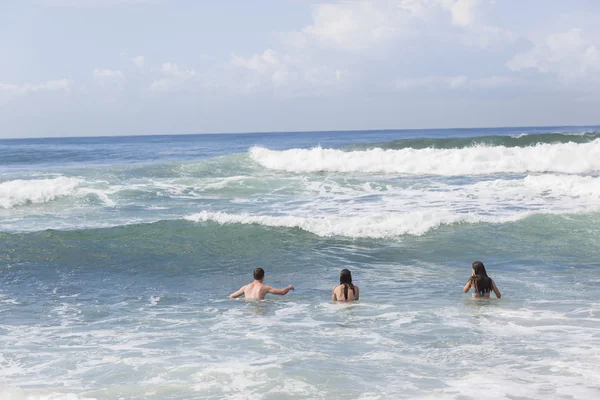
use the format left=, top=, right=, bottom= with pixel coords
left=340, top=269, right=352, bottom=285
left=471, top=261, right=492, bottom=295
left=472, top=261, right=488, bottom=277
left=254, top=268, right=265, bottom=281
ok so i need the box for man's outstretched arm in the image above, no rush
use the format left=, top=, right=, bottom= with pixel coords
left=229, top=285, right=246, bottom=299
left=267, top=285, right=294, bottom=296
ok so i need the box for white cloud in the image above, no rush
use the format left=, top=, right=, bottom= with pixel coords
left=150, top=62, right=197, bottom=92
left=230, top=49, right=286, bottom=90
left=289, top=0, right=507, bottom=55
left=132, top=56, right=145, bottom=67
left=470, top=75, right=521, bottom=88
left=160, top=62, right=196, bottom=79
left=301, top=1, right=404, bottom=52
left=395, top=74, right=520, bottom=90
left=0, top=79, right=70, bottom=95
left=225, top=0, right=477, bottom=92
left=44, top=0, right=157, bottom=7
left=149, top=79, right=170, bottom=92
left=230, top=49, right=279, bottom=74
left=402, top=0, right=511, bottom=47
left=92, top=68, right=125, bottom=90
left=449, top=75, right=469, bottom=88
left=398, top=0, right=432, bottom=18
left=93, top=68, right=124, bottom=80
left=439, top=0, right=478, bottom=26
left=229, top=49, right=343, bottom=93
left=224, top=0, right=521, bottom=95
left=399, top=0, right=478, bottom=26
left=507, top=28, right=600, bottom=80
left=226, top=0, right=508, bottom=94
left=462, top=25, right=516, bottom=48
left=395, top=75, right=468, bottom=90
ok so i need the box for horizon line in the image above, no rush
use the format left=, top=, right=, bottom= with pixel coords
left=2, top=123, right=600, bottom=141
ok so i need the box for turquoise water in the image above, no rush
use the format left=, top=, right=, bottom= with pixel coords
left=1, top=127, right=600, bottom=399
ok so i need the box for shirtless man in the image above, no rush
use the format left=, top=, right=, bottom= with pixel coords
left=228, top=268, right=294, bottom=300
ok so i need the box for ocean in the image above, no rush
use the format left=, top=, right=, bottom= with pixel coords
left=1, top=126, right=600, bottom=399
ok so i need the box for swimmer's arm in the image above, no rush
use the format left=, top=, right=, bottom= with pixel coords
left=228, top=285, right=246, bottom=299
left=463, top=278, right=473, bottom=293
left=267, top=285, right=295, bottom=296
left=355, top=285, right=359, bottom=300
left=332, top=287, right=337, bottom=301
left=491, top=280, right=501, bottom=298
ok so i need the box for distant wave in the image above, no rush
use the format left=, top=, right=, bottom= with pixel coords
left=2, top=209, right=517, bottom=238
left=4, top=173, right=600, bottom=235
left=185, top=210, right=548, bottom=239
left=250, top=139, right=600, bottom=175
left=0, top=177, right=84, bottom=209
left=3, top=200, right=599, bottom=239
left=0, top=176, right=116, bottom=209
left=349, top=131, right=600, bottom=151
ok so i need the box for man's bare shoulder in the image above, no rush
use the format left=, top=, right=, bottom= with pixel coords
left=259, top=283, right=272, bottom=292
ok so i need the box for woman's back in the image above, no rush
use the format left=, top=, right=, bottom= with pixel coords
left=333, top=269, right=359, bottom=302
left=332, top=283, right=359, bottom=302
left=464, top=261, right=501, bottom=299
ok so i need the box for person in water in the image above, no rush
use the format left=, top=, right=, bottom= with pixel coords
left=463, top=261, right=501, bottom=299
left=332, top=269, right=359, bottom=302
left=228, top=268, right=294, bottom=300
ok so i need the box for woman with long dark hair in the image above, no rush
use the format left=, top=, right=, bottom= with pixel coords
left=463, top=261, right=501, bottom=299
left=332, top=269, right=359, bottom=302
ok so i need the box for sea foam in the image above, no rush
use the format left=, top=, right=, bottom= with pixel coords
left=184, top=210, right=525, bottom=238
left=249, top=139, right=600, bottom=175
left=0, top=177, right=83, bottom=209
left=184, top=172, right=600, bottom=238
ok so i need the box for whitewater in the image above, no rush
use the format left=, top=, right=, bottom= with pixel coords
left=1, top=126, right=600, bottom=399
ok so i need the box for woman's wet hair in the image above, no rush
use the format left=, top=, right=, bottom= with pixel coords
left=340, top=269, right=355, bottom=300
left=471, top=261, right=492, bottom=295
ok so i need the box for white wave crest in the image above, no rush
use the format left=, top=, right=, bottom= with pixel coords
left=249, top=139, right=600, bottom=175
left=0, top=177, right=83, bottom=209
left=184, top=172, right=600, bottom=237
left=184, top=210, right=525, bottom=238
left=0, top=386, right=95, bottom=400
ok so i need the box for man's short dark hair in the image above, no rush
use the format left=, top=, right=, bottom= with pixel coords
left=253, top=268, right=265, bottom=280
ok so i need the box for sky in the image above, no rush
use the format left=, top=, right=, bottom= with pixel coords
left=1, top=0, right=599, bottom=138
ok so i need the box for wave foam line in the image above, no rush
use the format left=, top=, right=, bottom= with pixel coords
left=184, top=210, right=527, bottom=238
left=0, top=386, right=95, bottom=400
left=249, top=140, right=600, bottom=175
left=0, top=177, right=83, bottom=209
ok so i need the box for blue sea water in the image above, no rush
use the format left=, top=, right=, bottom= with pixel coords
left=1, top=126, right=600, bottom=399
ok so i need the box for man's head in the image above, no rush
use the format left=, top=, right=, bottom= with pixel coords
left=253, top=268, right=265, bottom=281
